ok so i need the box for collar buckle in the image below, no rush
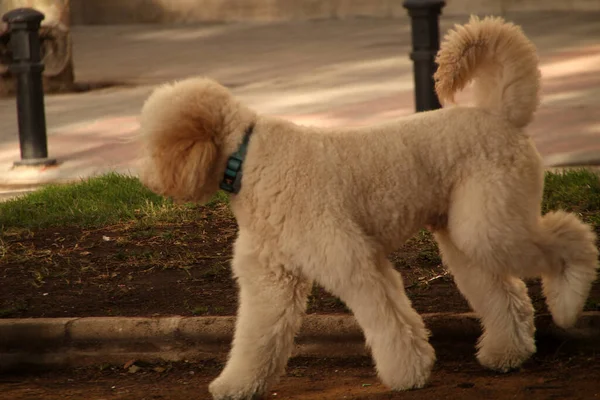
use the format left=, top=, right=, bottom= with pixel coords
left=219, top=123, right=254, bottom=194
left=220, top=156, right=243, bottom=193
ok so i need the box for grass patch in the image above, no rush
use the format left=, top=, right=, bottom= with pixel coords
left=1, top=170, right=599, bottom=231
left=543, top=169, right=600, bottom=224
left=0, top=173, right=229, bottom=230
left=1, top=169, right=598, bottom=231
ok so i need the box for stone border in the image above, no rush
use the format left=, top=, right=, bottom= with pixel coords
left=1, top=312, right=598, bottom=370
left=544, top=152, right=600, bottom=170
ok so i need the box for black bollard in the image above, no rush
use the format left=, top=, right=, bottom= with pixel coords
left=3, top=8, right=56, bottom=167
left=403, top=0, right=445, bottom=112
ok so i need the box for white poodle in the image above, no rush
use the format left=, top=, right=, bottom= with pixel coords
left=138, top=16, right=598, bottom=400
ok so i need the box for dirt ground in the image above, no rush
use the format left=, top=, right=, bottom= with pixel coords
left=1, top=335, right=599, bottom=400
left=1, top=203, right=599, bottom=319
left=2, top=203, right=600, bottom=399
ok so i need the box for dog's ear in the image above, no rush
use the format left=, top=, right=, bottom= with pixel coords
left=139, top=81, right=224, bottom=203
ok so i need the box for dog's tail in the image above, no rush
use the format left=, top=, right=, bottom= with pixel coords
left=434, top=16, right=540, bottom=128
left=539, top=211, right=599, bottom=329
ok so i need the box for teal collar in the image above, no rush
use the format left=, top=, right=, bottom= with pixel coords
left=220, top=123, right=255, bottom=194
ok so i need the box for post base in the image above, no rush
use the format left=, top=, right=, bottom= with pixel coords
left=13, top=157, right=58, bottom=168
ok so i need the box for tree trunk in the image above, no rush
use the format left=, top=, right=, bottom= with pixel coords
left=0, top=0, right=74, bottom=96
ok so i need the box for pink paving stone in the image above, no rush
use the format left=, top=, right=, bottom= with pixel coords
left=278, top=92, right=415, bottom=127
left=540, top=48, right=600, bottom=82
left=2, top=36, right=599, bottom=186
left=43, top=49, right=598, bottom=170
left=0, top=115, right=143, bottom=185
left=530, top=105, right=600, bottom=151
left=58, top=116, right=141, bottom=138
left=47, top=136, right=141, bottom=165
left=541, top=44, right=600, bottom=61
left=542, top=72, right=600, bottom=98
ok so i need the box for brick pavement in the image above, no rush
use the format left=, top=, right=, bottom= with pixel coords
left=0, top=11, right=599, bottom=190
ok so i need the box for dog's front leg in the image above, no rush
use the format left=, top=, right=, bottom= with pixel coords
left=209, top=233, right=311, bottom=400
left=306, top=246, right=435, bottom=391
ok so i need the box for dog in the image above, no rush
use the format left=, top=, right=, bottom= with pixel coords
left=138, top=16, right=599, bottom=400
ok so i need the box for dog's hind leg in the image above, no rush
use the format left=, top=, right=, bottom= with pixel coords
left=434, top=229, right=536, bottom=372
left=209, top=231, right=311, bottom=400
left=437, top=171, right=598, bottom=361
left=307, top=245, right=435, bottom=391
left=431, top=172, right=546, bottom=372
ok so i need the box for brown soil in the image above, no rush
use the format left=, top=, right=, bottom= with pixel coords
left=1, top=203, right=599, bottom=319
left=1, top=336, right=599, bottom=400
left=1, top=204, right=600, bottom=399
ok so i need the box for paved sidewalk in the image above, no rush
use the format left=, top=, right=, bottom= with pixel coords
left=0, top=11, right=599, bottom=190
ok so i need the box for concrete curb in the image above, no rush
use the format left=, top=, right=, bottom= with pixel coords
left=543, top=148, right=600, bottom=168
left=1, top=312, right=599, bottom=370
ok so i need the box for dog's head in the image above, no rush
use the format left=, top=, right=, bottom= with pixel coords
left=138, top=77, right=256, bottom=203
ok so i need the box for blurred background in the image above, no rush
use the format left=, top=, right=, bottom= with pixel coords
left=0, top=0, right=599, bottom=185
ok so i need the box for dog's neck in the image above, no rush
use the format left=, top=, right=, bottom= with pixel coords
left=219, top=123, right=255, bottom=194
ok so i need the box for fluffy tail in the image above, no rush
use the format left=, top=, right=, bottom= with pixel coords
left=540, top=211, right=599, bottom=329
left=434, top=16, right=541, bottom=128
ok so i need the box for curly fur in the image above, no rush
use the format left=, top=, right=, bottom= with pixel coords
left=138, top=16, right=599, bottom=400
left=435, top=15, right=541, bottom=128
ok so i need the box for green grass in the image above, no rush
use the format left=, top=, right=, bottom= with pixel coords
left=0, top=169, right=599, bottom=231
left=543, top=169, right=600, bottom=217
left=0, top=173, right=228, bottom=230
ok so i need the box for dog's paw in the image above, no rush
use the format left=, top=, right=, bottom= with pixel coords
left=208, top=376, right=266, bottom=400
left=382, top=340, right=436, bottom=391
left=476, top=343, right=535, bottom=373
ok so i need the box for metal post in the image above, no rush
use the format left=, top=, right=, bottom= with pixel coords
left=3, top=8, right=56, bottom=167
left=403, top=0, right=445, bottom=112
